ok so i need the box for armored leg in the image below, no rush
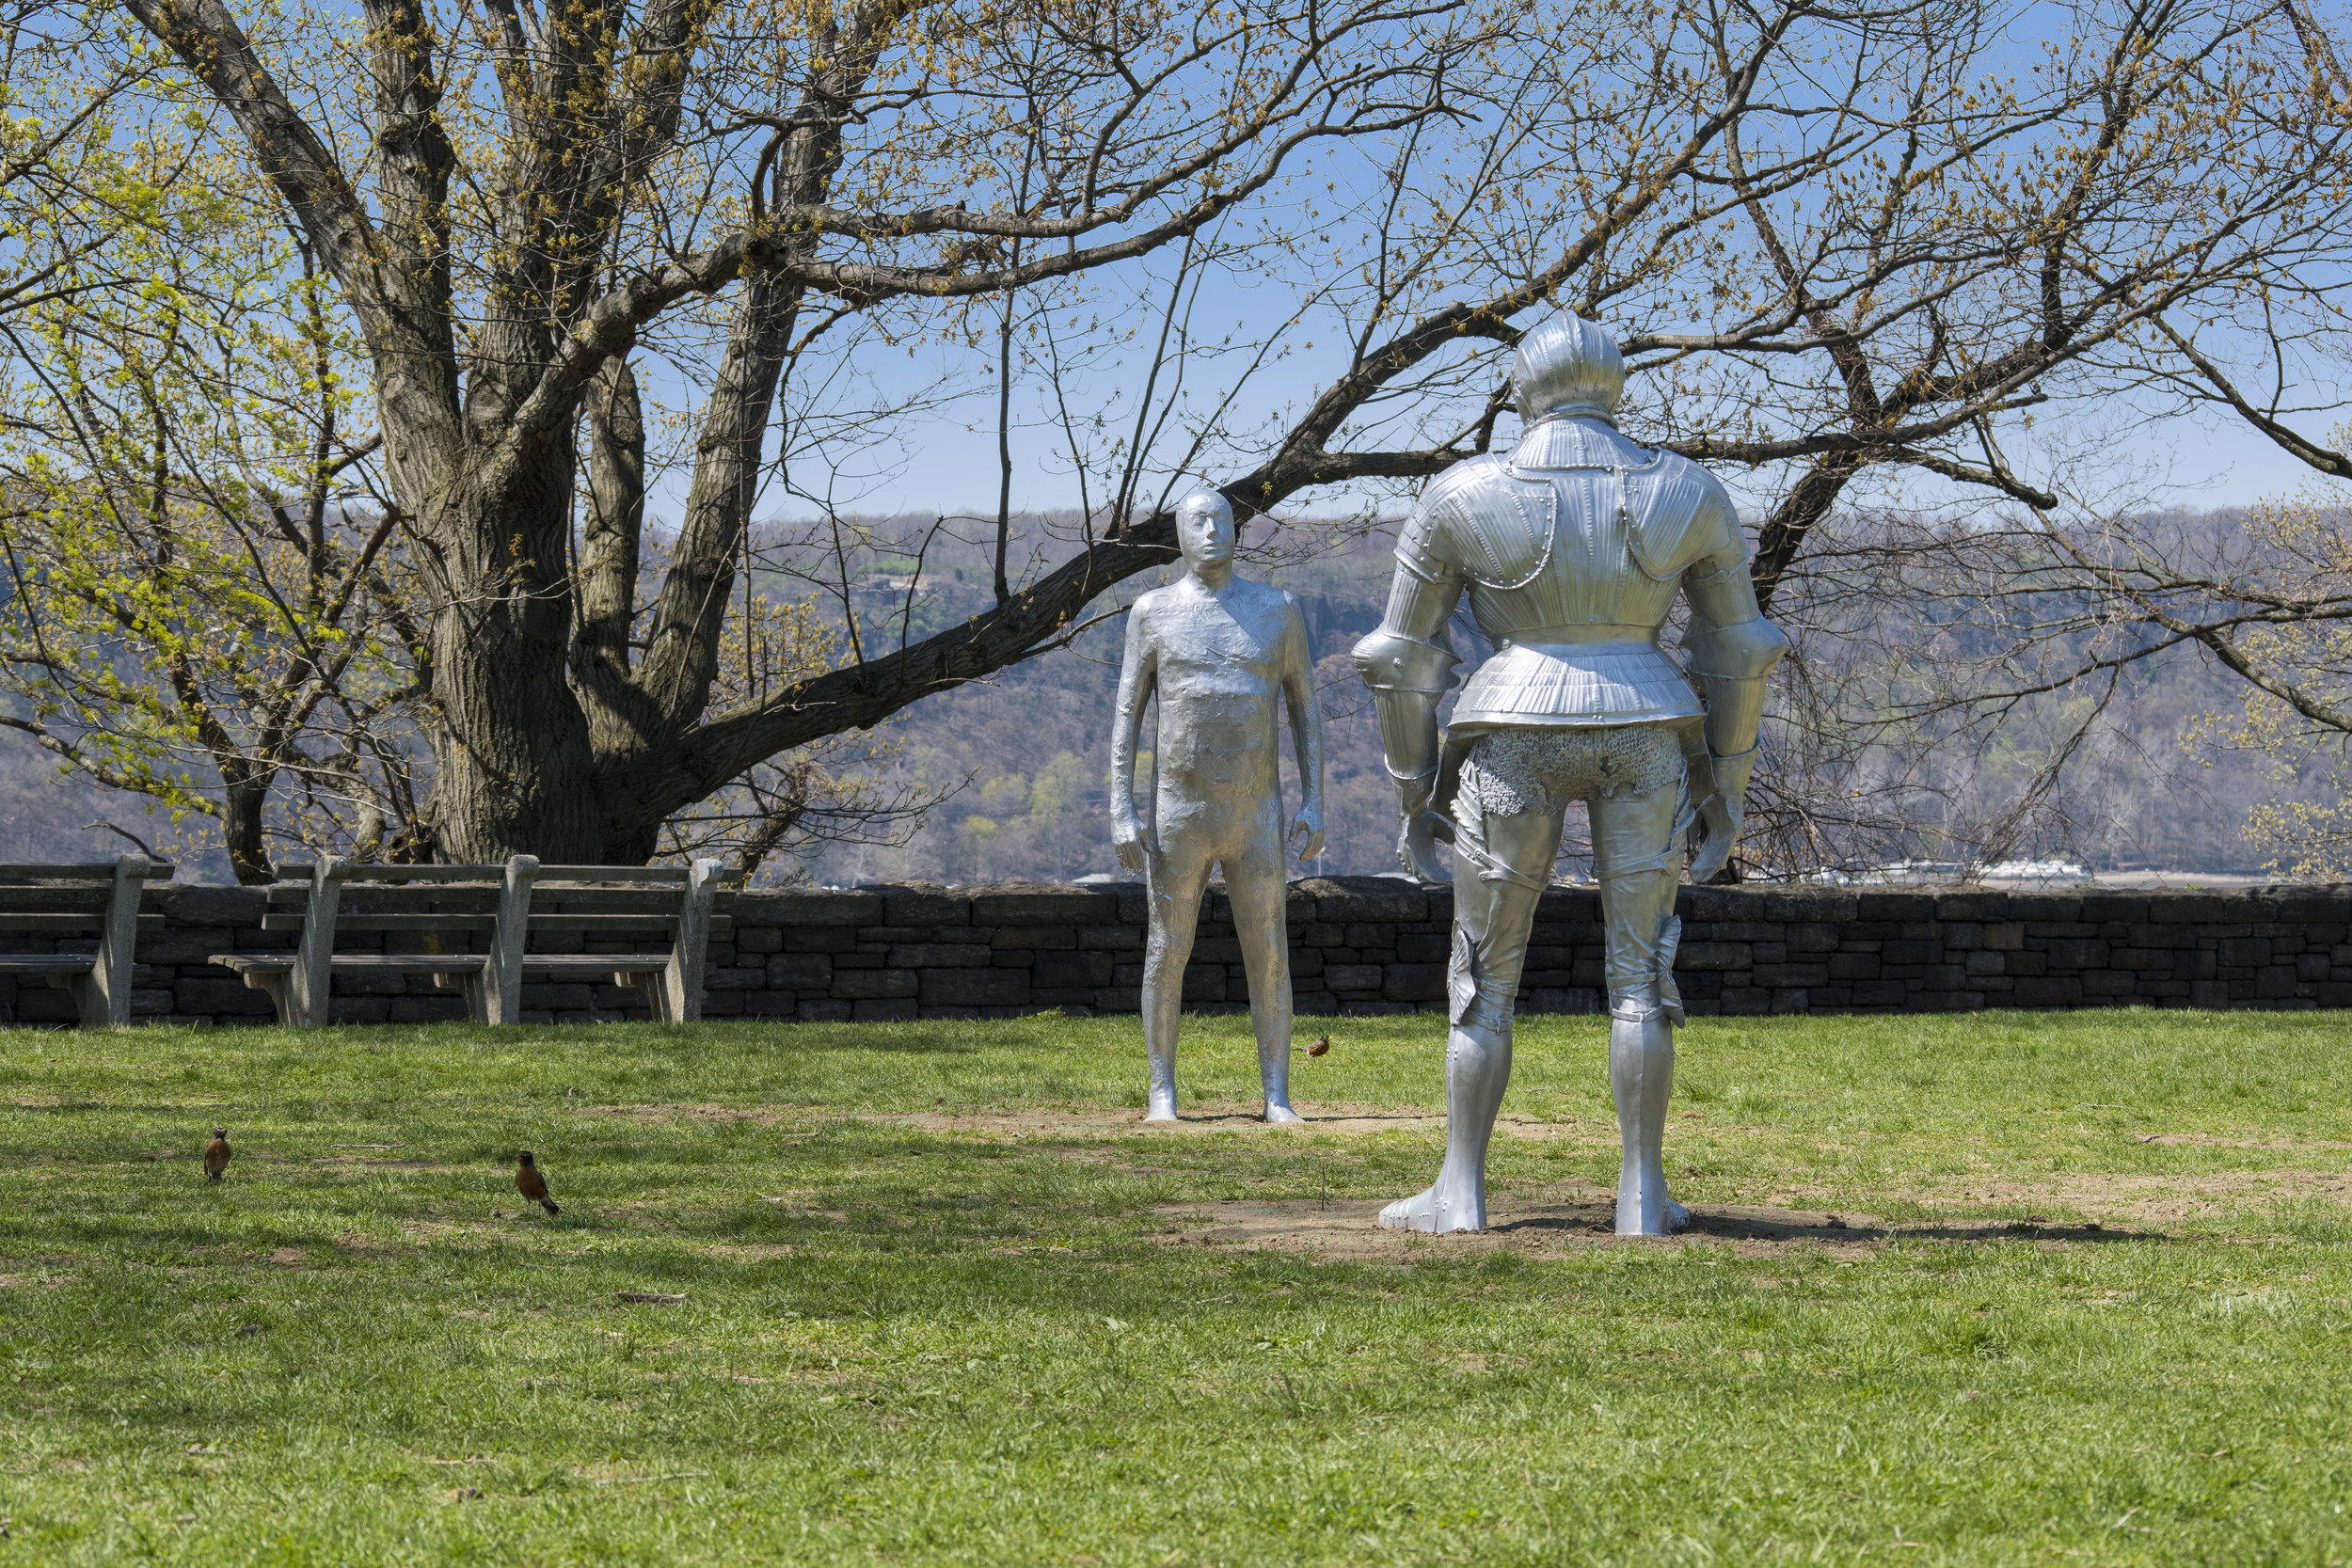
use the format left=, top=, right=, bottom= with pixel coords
left=1140, top=834, right=1217, bottom=1122
left=1379, top=788, right=1564, bottom=1233
left=1593, top=784, right=1688, bottom=1235
left=1224, top=840, right=1304, bottom=1123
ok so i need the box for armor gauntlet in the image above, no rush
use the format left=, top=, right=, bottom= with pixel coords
left=1351, top=628, right=1458, bottom=812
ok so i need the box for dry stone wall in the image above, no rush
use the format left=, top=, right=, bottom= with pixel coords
left=3, top=878, right=2348, bottom=1027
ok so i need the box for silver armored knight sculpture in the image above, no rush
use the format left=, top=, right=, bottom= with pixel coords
left=1112, top=489, right=1327, bottom=1123
left=1352, top=310, right=1787, bottom=1236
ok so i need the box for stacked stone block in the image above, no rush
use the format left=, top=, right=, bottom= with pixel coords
left=4, top=877, right=2349, bottom=1026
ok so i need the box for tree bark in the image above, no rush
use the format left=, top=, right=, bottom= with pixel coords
left=426, top=464, right=608, bottom=863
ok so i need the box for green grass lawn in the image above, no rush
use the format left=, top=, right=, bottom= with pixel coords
left=2, top=1009, right=2350, bottom=1565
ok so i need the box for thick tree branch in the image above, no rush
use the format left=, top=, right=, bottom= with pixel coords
left=122, top=0, right=465, bottom=475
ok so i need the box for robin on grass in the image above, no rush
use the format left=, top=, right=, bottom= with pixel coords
left=515, top=1151, right=560, bottom=1214
left=1306, top=1033, right=1330, bottom=1057
left=202, top=1128, right=231, bottom=1181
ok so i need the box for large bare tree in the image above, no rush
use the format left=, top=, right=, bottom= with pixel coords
left=80, top=0, right=2352, bottom=868
left=117, top=0, right=1484, bottom=862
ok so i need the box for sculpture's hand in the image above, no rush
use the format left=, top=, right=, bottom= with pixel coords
left=1397, top=811, right=1451, bottom=885
left=1289, top=805, right=1326, bottom=863
left=1686, top=791, right=1743, bottom=883
left=1112, top=813, right=1154, bottom=874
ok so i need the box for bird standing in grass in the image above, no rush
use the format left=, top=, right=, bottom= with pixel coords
left=1306, top=1033, right=1330, bottom=1057
left=202, top=1128, right=231, bottom=1181
left=515, top=1151, right=560, bottom=1214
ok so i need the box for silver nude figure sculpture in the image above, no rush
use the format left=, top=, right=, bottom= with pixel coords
left=1351, top=309, right=1788, bottom=1236
left=1111, top=489, right=1327, bottom=1123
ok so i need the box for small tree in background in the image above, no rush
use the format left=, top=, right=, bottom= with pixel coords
left=0, top=13, right=426, bottom=882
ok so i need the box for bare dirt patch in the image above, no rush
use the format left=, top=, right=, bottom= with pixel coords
left=866, top=1101, right=1617, bottom=1142
left=1151, top=1186, right=1888, bottom=1260
left=1143, top=1169, right=2340, bottom=1259
left=1895, top=1168, right=2352, bottom=1225
left=566, top=1099, right=1617, bottom=1141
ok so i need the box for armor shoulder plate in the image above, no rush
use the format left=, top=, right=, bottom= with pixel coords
left=1624, top=454, right=1740, bottom=582
left=1419, top=454, right=1557, bottom=590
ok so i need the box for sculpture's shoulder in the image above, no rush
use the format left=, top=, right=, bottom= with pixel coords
left=1626, top=447, right=1741, bottom=582
left=1400, top=454, right=1518, bottom=568
left=1124, top=582, right=1183, bottom=640
left=1421, top=451, right=1515, bottom=516
left=1404, top=452, right=1566, bottom=589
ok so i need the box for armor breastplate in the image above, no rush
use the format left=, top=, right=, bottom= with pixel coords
left=1412, top=421, right=1734, bottom=733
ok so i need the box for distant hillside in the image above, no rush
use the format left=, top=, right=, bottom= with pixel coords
left=0, top=510, right=2314, bottom=882
left=787, top=517, right=2296, bottom=886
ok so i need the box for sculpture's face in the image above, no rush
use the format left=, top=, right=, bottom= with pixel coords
left=1176, top=492, right=1236, bottom=570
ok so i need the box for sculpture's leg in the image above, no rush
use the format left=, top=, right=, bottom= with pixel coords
left=1225, top=835, right=1302, bottom=1123
left=1380, top=790, right=1563, bottom=1233
left=1140, top=831, right=1216, bottom=1122
left=1608, top=989, right=1678, bottom=1235
left=1594, top=779, right=1689, bottom=1236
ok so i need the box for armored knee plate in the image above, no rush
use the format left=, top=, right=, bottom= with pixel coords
left=1449, top=928, right=1518, bottom=1034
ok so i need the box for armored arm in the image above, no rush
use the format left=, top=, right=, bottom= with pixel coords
left=1350, top=512, right=1464, bottom=817
left=1677, top=531, right=1788, bottom=809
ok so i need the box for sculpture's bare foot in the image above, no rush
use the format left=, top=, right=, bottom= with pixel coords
left=1263, top=1101, right=1305, bottom=1125
left=1145, top=1088, right=1179, bottom=1123
left=1377, top=1180, right=1485, bottom=1233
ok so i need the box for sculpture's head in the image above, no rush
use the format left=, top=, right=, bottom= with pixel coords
left=1512, top=309, right=1625, bottom=423
left=1174, top=488, right=1237, bottom=571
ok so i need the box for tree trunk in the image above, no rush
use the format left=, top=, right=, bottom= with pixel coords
left=221, top=765, right=274, bottom=884
left=424, top=459, right=608, bottom=863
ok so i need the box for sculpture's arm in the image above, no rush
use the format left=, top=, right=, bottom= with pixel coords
left=1677, top=516, right=1788, bottom=879
left=1679, top=539, right=1788, bottom=787
left=1279, top=596, right=1326, bottom=860
left=1349, top=515, right=1463, bottom=819
left=1108, top=600, right=1158, bottom=869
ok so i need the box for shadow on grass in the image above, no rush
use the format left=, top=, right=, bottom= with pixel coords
left=1893, top=1220, right=2169, bottom=1244
left=1486, top=1212, right=2170, bottom=1245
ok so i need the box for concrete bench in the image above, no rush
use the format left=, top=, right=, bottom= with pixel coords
left=212, top=856, right=721, bottom=1025
left=0, top=857, right=176, bottom=1026
left=509, top=860, right=723, bottom=1023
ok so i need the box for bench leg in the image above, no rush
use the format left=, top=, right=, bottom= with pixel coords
left=59, top=974, right=99, bottom=1029
left=234, top=971, right=296, bottom=1025
left=614, top=971, right=667, bottom=1021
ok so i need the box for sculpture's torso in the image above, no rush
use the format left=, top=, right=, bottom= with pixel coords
left=1135, top=576, right=1298, bottom=812
left=1404, top=418, right=1739, bottom=735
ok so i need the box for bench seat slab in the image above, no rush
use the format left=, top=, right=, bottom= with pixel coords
left=212, top=954, right=488, bottom=974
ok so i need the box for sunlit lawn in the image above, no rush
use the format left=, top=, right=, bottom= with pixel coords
left=1, top=1008, right=2348, bottom=1564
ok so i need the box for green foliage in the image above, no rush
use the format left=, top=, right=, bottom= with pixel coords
left=0, top=17, right=416, bottom=877
left=0, top=1010, right=2348, bottom=1562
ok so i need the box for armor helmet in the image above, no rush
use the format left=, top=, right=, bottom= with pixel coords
left=1512, top=310, right=1625, bottom=422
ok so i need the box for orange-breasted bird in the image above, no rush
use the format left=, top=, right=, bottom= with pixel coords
left=515, top=1150, right=560, bottom=1214
left=1305, top=1033, right=1330, bottom=1057
left=202, top=1128, right=231, bottom=1181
